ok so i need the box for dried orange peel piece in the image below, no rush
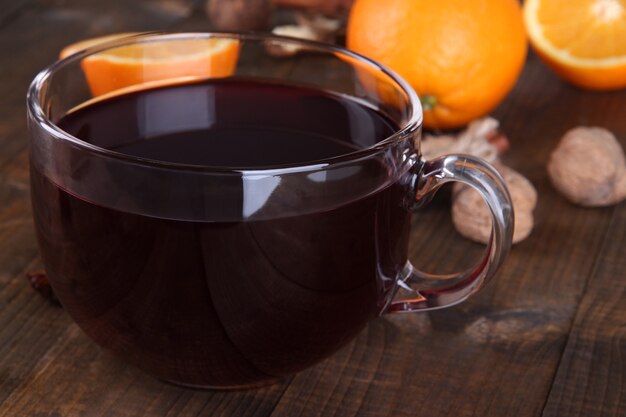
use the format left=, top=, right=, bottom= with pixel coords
left=524, top=0, right=626, bottom=90
left=60, top=33, right=240, bottom=96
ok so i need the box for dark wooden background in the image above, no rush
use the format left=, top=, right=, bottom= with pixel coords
left=0, top=0, right=624, bottom=415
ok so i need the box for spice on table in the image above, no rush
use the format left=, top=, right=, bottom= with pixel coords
left=26, top=269, right=61, bottom=307
left=267, top=23, right=322, bottom=56
left=421, top=117, right=536, bottom=245
left=547, top=126, right=626, bottom=207
left=267, top=14, right=343, bottom=56
left=421, top=117, right=509, bottom=163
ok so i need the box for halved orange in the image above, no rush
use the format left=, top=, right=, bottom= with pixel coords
left=524, top=0, right=626, bottom=90
left=60, top=33, right=240, bottom=96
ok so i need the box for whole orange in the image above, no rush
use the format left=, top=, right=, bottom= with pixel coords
left=347, top=0, right=528, bottom=129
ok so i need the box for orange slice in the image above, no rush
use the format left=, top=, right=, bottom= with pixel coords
left=60, top=33, right=240, bottom=96
left=524, top=0, right=626, bottom=90
left=59, top=33, right=139, bottom=59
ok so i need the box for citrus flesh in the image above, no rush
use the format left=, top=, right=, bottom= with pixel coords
left=61, top=34, right=240, bottom=96
left=524, top=0, right=626, bottom=90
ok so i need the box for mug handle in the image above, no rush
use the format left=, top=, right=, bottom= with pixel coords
left=386, top=154, right=514, bottom=313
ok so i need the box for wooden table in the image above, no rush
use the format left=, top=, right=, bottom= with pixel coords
left=1, top=1, right=625, bottom=415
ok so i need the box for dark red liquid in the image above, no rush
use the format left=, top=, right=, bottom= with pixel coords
left=31, top=79, right=412, bottom=387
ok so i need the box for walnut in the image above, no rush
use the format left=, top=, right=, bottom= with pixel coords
left=421, top=118, right=530, bottom=243
left=273, top=0, right=354, bottom=15
left=547, top=127, right=626, bottom=207
left=206, top=0, right=272, bottom=31
left=206, top=0, right=349, bottom=33
left=452, top=163, right=537, bottom=244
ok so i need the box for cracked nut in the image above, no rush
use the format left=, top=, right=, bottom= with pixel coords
left=547, top=126, right=626, bottom=207
left=452, top=163, right=537, bottom=244
left=266, top=24, right=321, bottom=56
left=267, top=13, right=342, bottom=56
left=421, top=117, right=509, bottom=163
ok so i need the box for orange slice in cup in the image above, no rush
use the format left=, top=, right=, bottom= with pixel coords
left=60, top=33, right=240, bottom=96
left=524, top=0, right=626, bottom=90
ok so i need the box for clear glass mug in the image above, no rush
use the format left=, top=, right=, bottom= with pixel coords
left=27, top=33, right=513, bottom=389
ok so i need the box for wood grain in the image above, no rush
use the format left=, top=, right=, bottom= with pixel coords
left=0, top=1, right=625, bottom=416
left=0, top=2, right=296, bottom=416
left=542, top=204, right=626, bottom=416
left=0, top=0, right=32, bottom=28
left=263, top=53, right=622, bottom=417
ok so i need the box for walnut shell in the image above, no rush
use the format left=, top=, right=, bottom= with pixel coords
left=452, top=164, right=537, bottom=244
left=273, top=0, right=354, bottom=15
left=547, top=127, right=626, bottom=207
left=206, top=0, right=272, bottom=31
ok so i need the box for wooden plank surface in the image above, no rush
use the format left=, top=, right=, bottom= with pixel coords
left=542, top=200, right=626, bottom=416
left=0, top=0, right=206, bottom=403
left=0, top=0, right=625, bottom=416
left=0, top=0, right=32, bottom=28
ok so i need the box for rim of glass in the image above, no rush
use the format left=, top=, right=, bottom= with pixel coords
left=27, top=32, right=423, bottom=174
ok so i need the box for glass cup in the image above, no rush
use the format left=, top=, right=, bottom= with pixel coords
left=27, top=33, right=513, bottom=389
